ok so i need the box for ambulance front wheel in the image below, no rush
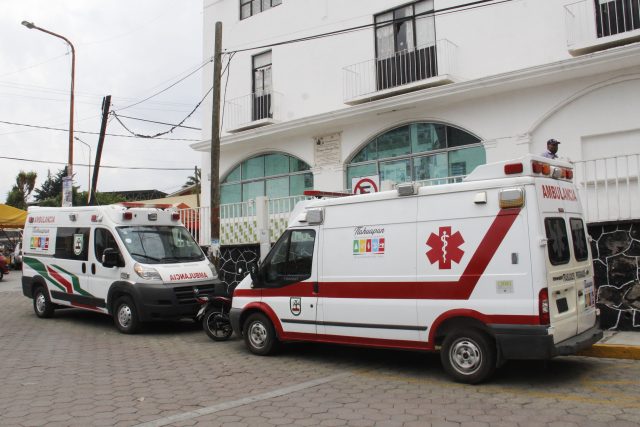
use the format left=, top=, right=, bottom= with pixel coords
left=114, top=296, right=140, bottom=334
left=243, top=313, right=279, bottom=355
left=440, top=329, right=496, bottom=384
left=33, top=286, right=54, bottom=318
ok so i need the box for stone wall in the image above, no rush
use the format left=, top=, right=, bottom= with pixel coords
left=589, top=221, right=640, bottom=331
left=217, top=245, right=259, bottom=295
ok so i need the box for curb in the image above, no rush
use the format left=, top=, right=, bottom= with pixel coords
left=578, top=344, right=640, bottom=360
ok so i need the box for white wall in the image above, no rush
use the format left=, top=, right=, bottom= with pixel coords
left=202, top=0, right=579, bottom=139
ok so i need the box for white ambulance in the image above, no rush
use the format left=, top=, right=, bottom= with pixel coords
left=230, top=155, right=602, bottom=384
left=22, top=205, right=221, bottom=333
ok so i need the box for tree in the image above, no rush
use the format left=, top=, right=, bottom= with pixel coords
left=5, top=171, right=37, bottom=209
left=183, top=166, right=200, bottom=192
left=33, top=169, right=67, bottom=203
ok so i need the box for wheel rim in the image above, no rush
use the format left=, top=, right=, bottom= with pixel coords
left=206, top=313, right=230, bottom=338
left=449, top=338, right=482, bottom=375
left=118, top=305, right=132, bottom=328
left=35, top=293, right=46, bottom=314
left=248, top=321, right=268, bottom=349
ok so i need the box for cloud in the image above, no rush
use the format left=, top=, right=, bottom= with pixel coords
left=0, top=0, right=204, bottom=202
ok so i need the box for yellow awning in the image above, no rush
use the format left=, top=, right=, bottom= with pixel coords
left=0, top=204, right=27, bottom=229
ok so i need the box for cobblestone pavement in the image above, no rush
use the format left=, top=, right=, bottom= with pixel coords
left=1, top=284, right=640, bottom=427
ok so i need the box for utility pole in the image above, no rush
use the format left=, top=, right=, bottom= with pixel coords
left=210, top=21, right=223, bottom=267
left=90, top=95, right=111, bottom=206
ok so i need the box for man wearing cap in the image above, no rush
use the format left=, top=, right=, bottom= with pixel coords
left=542, top=139, right=560, bottom=159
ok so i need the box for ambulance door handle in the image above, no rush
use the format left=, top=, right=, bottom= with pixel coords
left=91, top=264, right=96, bottom=275
left=313, top=282, right=319, bottom=294
left=81, top=263, right=86, bottom=274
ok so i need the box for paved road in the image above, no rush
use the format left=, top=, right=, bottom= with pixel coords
left=1, top=274, right=640, bottom=426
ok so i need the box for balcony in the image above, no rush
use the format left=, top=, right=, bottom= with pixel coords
left=223, top=91, right=282, bottom=133
left=565, top=0, right=640, bottom=56
left=342, top=39, right=458, bottom=105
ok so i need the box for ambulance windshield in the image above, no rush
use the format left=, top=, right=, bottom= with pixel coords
left=116, top=226, right=205, bottom=264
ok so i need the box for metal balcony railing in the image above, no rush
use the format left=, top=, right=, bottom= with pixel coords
left=574, top=153, right=640, bottom=223
left=565, top=0, right=640, bottom=50
left=342, top=39, right=458, bottom=103
left=223, top=91, right=282, bottom=133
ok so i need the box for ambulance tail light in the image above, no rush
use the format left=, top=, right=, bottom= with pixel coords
left=504, top=163, right=523, bottom=175
left=532, top=161, right=543, bottom=174
left=123, top=212, right=133, bottom=220
left=171, top=213, right=180, bottom=221
left=565, top=169, right=573, bottom=180
left=499, top=188, right=525, bottom=208
left=539, top=288, right=550, bottom=325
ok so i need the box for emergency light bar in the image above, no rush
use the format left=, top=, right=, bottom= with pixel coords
left=503, top=160, right=573, bottom=182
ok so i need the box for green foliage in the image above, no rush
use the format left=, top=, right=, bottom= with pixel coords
left=5, top=170, right=37, bottom=209
left=182, top=166, right=200, bottom=194
left=33, top=169, right=67, bottom=203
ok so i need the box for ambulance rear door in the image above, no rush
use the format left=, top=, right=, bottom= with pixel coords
left=538, top=179, right=588, bottom=343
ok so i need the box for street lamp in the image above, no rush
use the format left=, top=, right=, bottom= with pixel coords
left=74, top=137, right=91, bottom=203
left=21, top=20, right=76, bottom=199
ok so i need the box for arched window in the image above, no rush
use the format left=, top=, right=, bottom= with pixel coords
left=221, top=153, right=313, bottom=204
left=347, top=122, right=485, bottom=189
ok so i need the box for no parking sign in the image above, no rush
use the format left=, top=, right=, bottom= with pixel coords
left=352, top=176, right=379, bottom=194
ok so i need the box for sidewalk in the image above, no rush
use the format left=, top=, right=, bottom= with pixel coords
left=578, top=330, right=640, bottom=360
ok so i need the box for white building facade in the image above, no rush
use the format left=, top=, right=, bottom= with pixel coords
left=191, top=0, right=640, bottom=329
left=194, top=0, right=640, bottom=222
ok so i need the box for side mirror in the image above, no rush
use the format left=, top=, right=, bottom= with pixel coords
left=102, top=248, right=121, bottom=268
left=248, top=261, right=261, bottom=287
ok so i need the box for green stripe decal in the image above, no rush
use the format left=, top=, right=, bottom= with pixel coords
left=23, top=257, right=93, bottom=297
left=52, top=264, right=91, bottom=296
left=23, top=257, right=65, bottom=292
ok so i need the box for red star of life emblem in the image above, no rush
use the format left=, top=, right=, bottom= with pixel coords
left=426, top=226, right=465, bottom=269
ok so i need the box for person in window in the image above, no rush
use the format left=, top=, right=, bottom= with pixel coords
left=541, top=139, right=560, bottom=159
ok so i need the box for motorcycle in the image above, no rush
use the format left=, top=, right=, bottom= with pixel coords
left=194, top=289, right=233, bottom=341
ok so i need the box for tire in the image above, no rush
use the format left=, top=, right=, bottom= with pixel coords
left=243, top=312, right=279, bottom=355
left=203, top=309, right=233, bottom=341
left=113, top=296, right=140, bottom=334
left=0, top=270, right=3, bottom=281
left=33, top=286, right=55, bottom=318
left=440, top=329, right=496, bottom=384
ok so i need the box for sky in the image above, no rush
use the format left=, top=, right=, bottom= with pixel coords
left=0, top=0, right=205, bottom=203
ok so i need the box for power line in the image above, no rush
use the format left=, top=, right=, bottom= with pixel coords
left=113, top=58, right=213, bottom=112
left=225, top=0, right=514, bottom=54
left=0, top=119, right=201, bottom=142
left=112, top=114, right=201, bottom=130
left=0, top=155, right=193, bottom=171
left=111, top=84, right=212, bottom=138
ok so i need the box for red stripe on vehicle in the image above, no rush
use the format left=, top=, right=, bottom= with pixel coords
left=235, top=209, right=521, bottom=301
left=46, top=265, right=73, bottom=294
left=71, top=302, right=101, bottom=311
left=280, top=331, right=434, bottom=351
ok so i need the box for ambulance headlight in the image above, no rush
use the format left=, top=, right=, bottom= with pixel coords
left=134, top=263, right=162, bottom=281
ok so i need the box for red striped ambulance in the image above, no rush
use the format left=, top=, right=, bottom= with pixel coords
left=230, top=155, right=602, bottom=383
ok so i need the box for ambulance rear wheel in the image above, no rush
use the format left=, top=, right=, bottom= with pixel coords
left=33, top=286, right=54, bottom=318
left=114, top=296, right=140, bottom=334
left=243, top=313, right=279, bottom=355
left=440, top=329, right=495, bottom=384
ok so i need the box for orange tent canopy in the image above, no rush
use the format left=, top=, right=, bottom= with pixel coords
left=0, top=204, right=27, bottom=228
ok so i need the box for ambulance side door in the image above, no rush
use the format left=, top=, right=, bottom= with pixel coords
left=258, top=228, right=318, bottom=336
left=88, top=227, right=124, bottom=311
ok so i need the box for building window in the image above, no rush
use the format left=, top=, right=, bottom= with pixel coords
left=221, top=153, right=313, bottom=204
left=241, top=0, right=282, bottom=20
left=253, top=51, right=272, bottom=121
left=347, top=123, right=484, bottom=189
left=375, top=0, right=436, bottom=90
left=594, top=0, right=640, bottom=37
